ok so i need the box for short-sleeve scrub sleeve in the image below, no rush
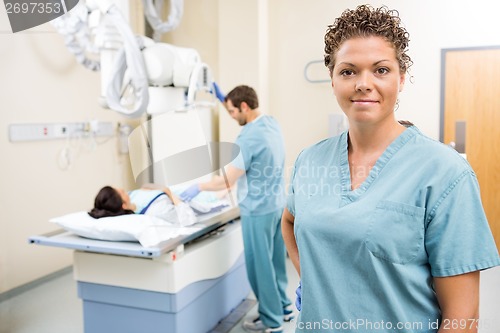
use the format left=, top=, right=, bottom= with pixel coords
left=425, top=170, right=500, bottom=277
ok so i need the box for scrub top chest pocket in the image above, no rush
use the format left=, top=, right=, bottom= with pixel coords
left=364, top=200, right=426, bottom=265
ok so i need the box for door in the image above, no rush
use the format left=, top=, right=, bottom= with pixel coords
left=442, top=47, right=500, bottom=250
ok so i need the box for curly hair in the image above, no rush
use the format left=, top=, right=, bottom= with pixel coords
left=324, top=5, right=412, bottom=75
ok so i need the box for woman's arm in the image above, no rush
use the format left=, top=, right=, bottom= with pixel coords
left=282, top=208, right=300, bottom=276
left=140, top=183, right=181, bottom=205
left=433, top=271, right=480, bottom=333
left=161, top=187, right=181, bottom=205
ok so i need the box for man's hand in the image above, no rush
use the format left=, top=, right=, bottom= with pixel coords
left=212, top=82, right=226, bottom=103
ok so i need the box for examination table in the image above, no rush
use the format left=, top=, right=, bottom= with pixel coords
left=29, top=207, right=251, bottom=333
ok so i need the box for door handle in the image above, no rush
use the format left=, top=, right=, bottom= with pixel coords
left=454, top=121, right=466, bottom=154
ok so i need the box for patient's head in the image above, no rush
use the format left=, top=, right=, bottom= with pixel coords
left=88, top=186, right=135, bottom=219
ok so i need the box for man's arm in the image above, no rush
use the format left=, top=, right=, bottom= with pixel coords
left=200, top=165, right=244, bottom=192
left=434, top=271, right=480, bottom=333
left=179, top=165, right=244, bottom=202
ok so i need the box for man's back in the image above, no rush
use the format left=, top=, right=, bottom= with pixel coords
left=235, top=115, right=286, bottom=216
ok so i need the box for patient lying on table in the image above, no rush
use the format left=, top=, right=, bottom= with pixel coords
left=48, top=184, right=231, bottom=245
left=89, top=183, right=229, bottom=223
left=89, top=184, right=196, bottom=225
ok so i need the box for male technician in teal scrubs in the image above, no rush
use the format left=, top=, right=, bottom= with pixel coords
left=180, top=84, right=292, bottom=333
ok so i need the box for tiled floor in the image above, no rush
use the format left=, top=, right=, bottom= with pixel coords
left=0, top=258, right=300, bottom=333
left=1, top=260, right=499, bottom=333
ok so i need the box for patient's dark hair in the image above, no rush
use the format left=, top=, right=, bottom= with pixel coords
left=88, top=186, right=134, bottom=219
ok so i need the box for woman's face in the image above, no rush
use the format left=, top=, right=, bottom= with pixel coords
left=331, top=36, right=405, bottom=127
left=114, top=187, right=133, bottom=210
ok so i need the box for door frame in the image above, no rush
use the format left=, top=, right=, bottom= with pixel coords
left=439, top=45, right=500, bottom=142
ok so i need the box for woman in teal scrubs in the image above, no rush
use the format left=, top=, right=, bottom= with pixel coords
left=282, top=5, right=500, bottom=332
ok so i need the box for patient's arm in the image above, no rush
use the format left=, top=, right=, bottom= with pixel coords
left=165, top=188, right=182, bottom=205
left=140, top=184, right=181, bottom=205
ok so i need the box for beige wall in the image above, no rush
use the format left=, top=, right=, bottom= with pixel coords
left=268, top=0, right=500, bottom=170
left=169, top=0, right=500, bottom=176
left=2, top=0, right=500, bottom=293
left=0, top=13, right=138, bottom=293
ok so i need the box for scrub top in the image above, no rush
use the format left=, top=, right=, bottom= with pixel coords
left=287, top=126, right=500, bottom=332
left=129, top=189, right=165, bottom=214
left=232, top=115, right=286, bottom=216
